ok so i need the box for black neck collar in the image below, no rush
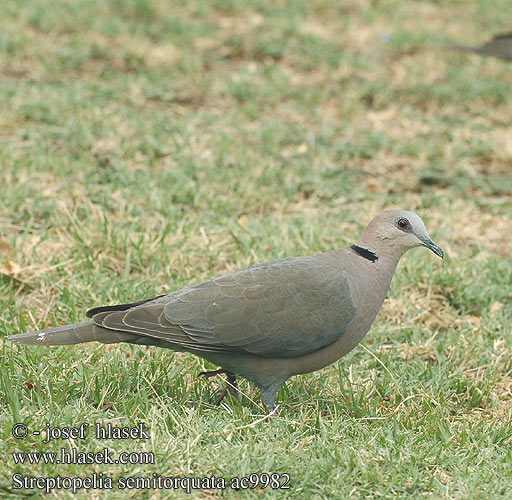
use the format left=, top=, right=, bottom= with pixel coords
left=351, top=244, right=378, bottom=263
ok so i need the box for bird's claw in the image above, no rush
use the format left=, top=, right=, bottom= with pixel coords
left=204, top=373, right=239, bottom=405
left=198, top=369, right=239, bottom=404
left=215, top=386, right=228, bottom=405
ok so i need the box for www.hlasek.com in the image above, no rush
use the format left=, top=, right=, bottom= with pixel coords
left=12, top=447, right=154, bottom=465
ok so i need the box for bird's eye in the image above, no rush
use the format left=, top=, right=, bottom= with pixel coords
left=397, top=218, right=409, bottom=230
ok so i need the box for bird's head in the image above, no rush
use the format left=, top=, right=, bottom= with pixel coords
left=357, top=210, right=444, bottom=259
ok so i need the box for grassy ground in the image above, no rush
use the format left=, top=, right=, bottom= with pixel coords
left=1, top=0, right=511, bottom=498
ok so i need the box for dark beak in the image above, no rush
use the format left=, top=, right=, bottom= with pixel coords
left=420, top=237, right=444, bottom=259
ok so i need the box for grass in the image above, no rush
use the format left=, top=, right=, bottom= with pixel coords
left=1, top=0, right=511, bottom=498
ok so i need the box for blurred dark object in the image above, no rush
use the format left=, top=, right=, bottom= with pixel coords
left=447, top=32, right=512, bottom=61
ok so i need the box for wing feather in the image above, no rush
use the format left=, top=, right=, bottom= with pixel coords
left=84, top=254, right=357, bottom=358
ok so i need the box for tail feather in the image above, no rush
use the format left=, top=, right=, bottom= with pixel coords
left=8, top=321, right=135, bottom=346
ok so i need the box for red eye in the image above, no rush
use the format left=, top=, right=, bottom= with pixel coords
left=397, top=218, right=409, bottom=230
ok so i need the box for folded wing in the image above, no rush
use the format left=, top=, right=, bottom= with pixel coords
left=89, top=256, right=357, bottom=358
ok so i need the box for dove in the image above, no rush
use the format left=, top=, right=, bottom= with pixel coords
left=8, top=210, right=443, bottom=411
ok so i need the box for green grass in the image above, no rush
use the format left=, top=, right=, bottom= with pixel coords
left=1, top=0, right=511, bottom=498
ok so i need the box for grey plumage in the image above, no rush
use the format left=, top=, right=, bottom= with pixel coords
left=8, top=210, right=443, bottom=411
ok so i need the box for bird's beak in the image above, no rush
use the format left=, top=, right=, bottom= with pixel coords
left=419, top=237, right=444, bottom=259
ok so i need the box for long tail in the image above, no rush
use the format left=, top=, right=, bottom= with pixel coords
left=8, top=321, right=135, bottom=346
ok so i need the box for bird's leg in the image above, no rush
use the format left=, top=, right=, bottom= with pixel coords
left=214, top=386, right=227, bottom=405
left=198, top=368, right=239, bottom=404
left=259, top=378, right=287, bottom=414
left=260, top=389, right=278, bottom=413
left=214, top=373, right=239, bottom=405
left=226, top=374, right=239, bottom=401
left=198, top=368, right=228, bottom=379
